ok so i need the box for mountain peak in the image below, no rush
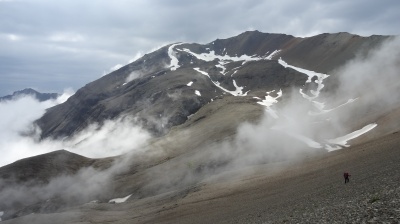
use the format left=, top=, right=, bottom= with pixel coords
left=0, top=88, right=59, bottom=102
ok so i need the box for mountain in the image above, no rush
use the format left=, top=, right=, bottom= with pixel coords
left=0, top=88, right=59, bottom=102
left=36, top=31, right=389, bottom=140
left=1, top=31, right=399, bottom=223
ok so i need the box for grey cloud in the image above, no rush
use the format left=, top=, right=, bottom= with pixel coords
left=0, top=0, right=399, bottom=95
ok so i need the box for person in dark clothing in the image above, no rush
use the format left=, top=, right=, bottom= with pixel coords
left=344, top=172, right=350, bottom=184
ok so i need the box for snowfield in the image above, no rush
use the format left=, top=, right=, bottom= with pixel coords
left=256, top=89, right=282, bottom=119
left=326, top=123, right=378, bottom=150
left=168, top=43, right=183, bottom=71
left=195, top=90, right=201, bottom=96
left=109, top=194, right=132, bottom=204
left=193, top=68, right=248, bottom=96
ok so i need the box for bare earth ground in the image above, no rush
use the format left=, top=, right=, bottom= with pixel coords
left=4, top=131, right=400, bottom=224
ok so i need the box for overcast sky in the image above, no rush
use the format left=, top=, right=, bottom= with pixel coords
left=0, top=0, right=399, bottom=96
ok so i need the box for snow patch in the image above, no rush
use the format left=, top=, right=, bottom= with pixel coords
left=187, top=81, right=193, bottom=86
left=230, top=80, right=248, bottom=96
left=257, top=90, right=282, bottom=119
left=0, top=211, right=4, bottom=221
left=183, top=48, right=281, bottom=77
left=168, top=43, right=183, bottom=71
left=326, top=123, right=377, bottom=150
left=193, top=67, right=209, bottom=77
left=195, top=90, right=201, bottom=96
left=265, top=50, right=281, bottom=60
left=278, top=58, right=329, bottom=100
left=257, top=89, right=282, bottom=108
left=193, top=68, right=248, bottom=96
left=215, top=63, right=227, bottom=75
left=182, top=49, right=266, bottom=63
left=109, top=194, right=132, bottom=204
left=325, top=144, right=342, bottom=151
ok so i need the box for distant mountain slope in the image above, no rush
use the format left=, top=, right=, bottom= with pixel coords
left=0, top=88, right=59, bottom=102
left=36, top=31, right=390, bottom=140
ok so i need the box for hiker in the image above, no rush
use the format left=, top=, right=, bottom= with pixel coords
left=344, top=172, right=350, bottom=184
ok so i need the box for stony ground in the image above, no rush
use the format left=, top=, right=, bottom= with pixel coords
left=141, top=131, right=400, bottom=224
left=3, top=132, right=400, bottom=224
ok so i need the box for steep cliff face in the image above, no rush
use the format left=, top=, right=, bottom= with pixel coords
left=35, top=31, right=390, bottom=140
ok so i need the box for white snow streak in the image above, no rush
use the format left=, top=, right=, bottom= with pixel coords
left=278, top=58, right=329, bottom=100
left=195, top=90, right=201, bottom=96
left=215, top=63, right=228, bottom=75
left=109, top=194, right=132, bottom=204
left=187, top=81, right=193, bottom=86
left=182, top=48, right=283, bottom=77
left=325, top=144, right=342, bottom=151
left=256, top=89, right=282, bottom=119
left=182, top=49, right=267, bottom=63
left=265, top=50, right=281, bottom=60
left=168, top=43, right=183, bottom=71
left=326, top=123, right=377, bottom=149
left=193, top=68, right=248, bottom=96
left=257, top=90, right=282, bottom=107
left=193, top=67, right=209, bottom=77
left=184, top=47, right=266, bottom=77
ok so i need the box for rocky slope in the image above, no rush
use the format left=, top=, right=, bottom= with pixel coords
left=36, top=31, right=390, bottom=140
left=2, top=129, right=399, bottom=223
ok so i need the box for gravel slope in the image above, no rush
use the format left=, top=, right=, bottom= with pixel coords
left=142, top=131, right=400, bottom=224
left=5, top=131, right=399, bottom=224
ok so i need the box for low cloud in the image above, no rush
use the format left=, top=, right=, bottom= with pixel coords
left=0, top=88, right=151, bottom=167
left=231, top=36, right=400, bottom=165
left=0, top=91, right=72, bottom=166
left=0, top=90, right=152, bottom=219
left=125, top=71, right=142, bottom=83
